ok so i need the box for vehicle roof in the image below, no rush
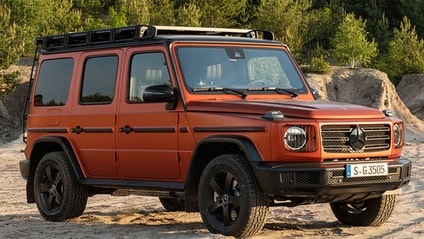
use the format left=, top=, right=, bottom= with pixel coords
left=36, top=25, right=284, bottom=54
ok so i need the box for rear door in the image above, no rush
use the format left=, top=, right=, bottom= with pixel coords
left=69, top=50, right=121, bottom=178
left=116, top=46, right=180, bottom=179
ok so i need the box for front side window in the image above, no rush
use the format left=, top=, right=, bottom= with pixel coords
left=80, top=55, right=118, bottom=104
left=128, top=52, right=171, bottom=102
left=35, top=58, right=73, bottom=106
left=176, top=46, right=306, bottom=95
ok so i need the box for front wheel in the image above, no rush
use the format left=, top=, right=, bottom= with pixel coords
left=34, top=151, right=88, bottom=221
left=198, top=154, right=269, bottom=237
left=330, top=194, right=397, bottom=226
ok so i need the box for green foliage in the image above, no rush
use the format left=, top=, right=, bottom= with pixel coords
left=330, top=13, right=378, bottom=68
left=305, top=7, right=333, bottom=51
left=303, top=55, right=332, bottom=74
left=2, top=0, right=53, bottom=55
left=0, top=4, right=25, bottom=69
left=107, top=5, right=128, bottom=27
left=254, top=0, right=312, bottom=61
left=0, top=71, right=20, bottom=100
left=3, top=0, right=424, bottom=93
left=123, top=0, right=150, bottom=25
left=45, top=0, right=83, bottom=34
left=0, top=4, right=24, bottom=99
left=362, top=0, right=391, bottom=55
left=176, top=2, right=201, bottom=27
left=149, top=0, right=176, bottom=25
left=195, top=0, right=247, bottom=27
left=400, top=0, right=424, bottom=39
left=383, top=17, right=424, bottom=84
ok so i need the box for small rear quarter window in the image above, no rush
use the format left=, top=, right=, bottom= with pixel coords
left=35, top=58, right=74, bottom=106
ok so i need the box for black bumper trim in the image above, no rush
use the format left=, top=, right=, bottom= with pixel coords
left=251, top=157, right=411, bottom=198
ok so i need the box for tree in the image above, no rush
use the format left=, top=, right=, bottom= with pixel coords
left=330, top=13, right=377, bottom=68
left=305, top=7, right=332, bottom=55
left=44, top=0, right=83, bottom=34
left=361, top=0, right=391, bottom=55
left=254, top=0, right=312, bottom=61
left=106, top=5, right=127, bottom=27
left=124, top=0, right=150, bottom=25
left=400, top=0, right=424, bottom=39
left=2, top=0, right=53, bottom=54
left=195, top=0, right=247, bottom=27
left=175, top=2, right=201, bottom=27
left=149, top=0, right=176, bottom=25
left=384, top=16, right=424, bottom=84
left=0, top=4, right=24, bottom=99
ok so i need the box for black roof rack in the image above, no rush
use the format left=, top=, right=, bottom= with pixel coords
left=35, top=25, right=274, bottom=51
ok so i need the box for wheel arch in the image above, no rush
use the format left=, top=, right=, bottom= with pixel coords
left=184, top=136, right=262, bottom=212
left=26, top=136, right=84, bottom=203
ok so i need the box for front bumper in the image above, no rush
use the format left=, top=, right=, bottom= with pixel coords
left=251, top=157, right=411, bottom=202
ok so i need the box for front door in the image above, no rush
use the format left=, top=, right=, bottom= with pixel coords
left=116, top=47, right=180, bottom=179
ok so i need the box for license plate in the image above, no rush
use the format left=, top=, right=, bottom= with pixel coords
left=346, top=163, right=388, bottom=178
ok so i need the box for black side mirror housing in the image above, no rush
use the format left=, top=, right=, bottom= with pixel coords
left=310, top=86, right=320, bottom=100
left=143, top=85, right=177, bottom=109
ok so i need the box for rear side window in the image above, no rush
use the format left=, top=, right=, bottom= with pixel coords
left=34, top=58, right=73, bottom=106
left=80, top=55, right=118, bottom=104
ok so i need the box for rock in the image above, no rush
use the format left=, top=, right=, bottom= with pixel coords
left=307, top=67, right=424, bottom=140
left=0, top=57, right=31, bottom=144
left=397, top=74, right=424, bottom=121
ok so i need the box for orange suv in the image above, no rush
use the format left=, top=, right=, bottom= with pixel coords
left=20, top=25, right=411, bottom=237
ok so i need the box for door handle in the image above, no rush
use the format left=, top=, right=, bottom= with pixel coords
left=119, top=125, right=133, bottom=134
left=70, top=126, right=83, bottom=134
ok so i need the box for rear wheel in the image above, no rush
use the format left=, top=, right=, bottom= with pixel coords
left=159, top=197, right=185, bottom=211
left=198, top=154, right=269, bottom=237
left=330, top=194, right=397, bottom=226
left=34, top=151, right=88, bottom=221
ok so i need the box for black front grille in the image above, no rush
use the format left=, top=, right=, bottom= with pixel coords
left=321, top=124, right=391, bottom=153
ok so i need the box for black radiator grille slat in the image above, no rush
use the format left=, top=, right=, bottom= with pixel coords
left=321, top=124, right=391, bottom=153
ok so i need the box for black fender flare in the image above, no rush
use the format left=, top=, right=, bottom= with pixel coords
left=25, top=136, right=84, bottom=203
left=29, top=136, right=85, bottom=180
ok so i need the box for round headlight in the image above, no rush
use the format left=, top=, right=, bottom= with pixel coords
left=284, top=127, right=307, bottom=151
left=393, top=123, right=403, bottom=147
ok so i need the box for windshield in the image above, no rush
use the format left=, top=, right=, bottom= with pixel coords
left=176, top=46, right=307, bottom=95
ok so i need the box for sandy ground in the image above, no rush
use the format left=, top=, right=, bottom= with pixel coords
left=1, top=135, right=423, bottom=239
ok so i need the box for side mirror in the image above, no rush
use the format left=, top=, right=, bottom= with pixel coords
left=143, top=85, right=177, bottom=109
left=310, top=86, right=320, bottom=100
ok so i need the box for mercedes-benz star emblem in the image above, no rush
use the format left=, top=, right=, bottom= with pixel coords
left=349, top=126, right=366, bottom=151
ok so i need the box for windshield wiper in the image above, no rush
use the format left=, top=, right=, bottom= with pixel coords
left=247, top=87, right=298, bottom=97
left=192, top=87, right=248, bottom=99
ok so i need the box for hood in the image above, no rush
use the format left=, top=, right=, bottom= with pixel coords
left=186, top=100, right=385, bottom=120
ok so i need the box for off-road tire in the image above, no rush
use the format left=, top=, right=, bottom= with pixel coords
left=330, top=194, right=397, bottom=226
left=198, top=154, right=269, bottom=237
left=159, top=197, right=185, bottom=211
left=34, top=151, right=88, bottom=221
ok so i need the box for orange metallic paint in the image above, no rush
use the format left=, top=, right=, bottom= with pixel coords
left=24, top=40, right=405, bottom=183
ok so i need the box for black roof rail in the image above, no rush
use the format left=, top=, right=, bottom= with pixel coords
left=35, top=25, right=274, bottom=50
